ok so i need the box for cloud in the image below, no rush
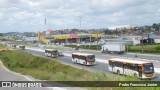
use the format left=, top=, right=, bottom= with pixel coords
left=0, top=0, right=160, bottom=32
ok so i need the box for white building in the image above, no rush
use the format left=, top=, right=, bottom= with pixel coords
left=120, top=36, right=142, bottom=45
left=24, top=37, right=38, bottom=41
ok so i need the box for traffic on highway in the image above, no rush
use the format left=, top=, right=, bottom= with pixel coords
left=1, top=1, right=160, bottom=89
left=5, top=43, right=159, bottom=81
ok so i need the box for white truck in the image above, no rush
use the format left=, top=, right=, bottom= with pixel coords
left=101, top=44, right=125, bottom=54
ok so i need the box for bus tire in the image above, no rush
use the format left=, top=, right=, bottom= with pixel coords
left=117, top=70, right=120, bottom=75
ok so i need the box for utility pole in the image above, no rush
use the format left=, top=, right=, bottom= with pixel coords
left=79, top=17, right=82, bottom=43
left=97, top=34, right=98, bottom=50
left=141, top=30, right=144, bottom=53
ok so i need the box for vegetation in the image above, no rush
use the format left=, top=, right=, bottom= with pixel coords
left=0, top=33, right=3, bottom=36
left=154, top=45, right=160, bottom=50
left=0, top=50, right=113, bottom=81
left=0, top=50, right=158, bottom=90
left=65, top=44, right=101, bottom=50
left=65, top=44, right=160, bottom=54
left=0, top=44, right=8, bottom=51
left=128, top=45, right=160, bottom=54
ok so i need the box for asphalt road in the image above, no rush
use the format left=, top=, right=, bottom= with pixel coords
left=77, top=50, right=160, bottom=69
left=24, top=49, right=160, bottom=81
left=43, top=44, right=160, bottom=68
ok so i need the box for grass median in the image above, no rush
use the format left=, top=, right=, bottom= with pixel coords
left=0, top=50, right=158, bottom=90
left=128, top=45, right=160, bottom=54
left=0, top=44, right=8, bottom=51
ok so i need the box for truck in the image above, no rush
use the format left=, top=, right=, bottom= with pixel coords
left=101, top=44, right=125, bottom=54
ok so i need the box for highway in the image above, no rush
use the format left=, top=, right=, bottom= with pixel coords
left=41, top=44, right=160, bottom=68
left=24, top=48, right=160, bottom=81
left=77, top=50, right=160, bottom=69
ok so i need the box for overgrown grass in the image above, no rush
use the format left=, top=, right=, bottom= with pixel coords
left=129, top=45, right=159, bottom=51
left=128, top=45, right=160, bottom=54
left=0, top=50, right=159, bottom=90
left=0, top=44, right=8, bottom=51
left=0, top=50, right=125, bottom=81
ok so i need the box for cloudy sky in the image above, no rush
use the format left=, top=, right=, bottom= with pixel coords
left=0, top=0, right=160, bottom=33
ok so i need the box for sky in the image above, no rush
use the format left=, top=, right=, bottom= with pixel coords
left=0, top=0, right=160, bottom=33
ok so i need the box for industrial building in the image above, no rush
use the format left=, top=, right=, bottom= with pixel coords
left=38, top=32, right=103, bottom=44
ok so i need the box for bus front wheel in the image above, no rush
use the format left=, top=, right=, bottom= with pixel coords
left=117, top=70, right=120, bottom=75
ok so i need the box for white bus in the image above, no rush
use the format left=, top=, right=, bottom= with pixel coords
left=108, top=58, right=154, bottom=79
left=45, top=49, right=58, bottom=58
left=72, top=53, right=96, bottom=65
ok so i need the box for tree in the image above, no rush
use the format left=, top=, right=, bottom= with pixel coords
left=104, top=29, right=113, bottom=34
left=122, top=29, right=127, bottom=34
left=152, top=23, right=158, bottom=28
left=0, top=33, right=3, bottom=36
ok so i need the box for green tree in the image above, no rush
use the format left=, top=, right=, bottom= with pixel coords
left=0, top=33, right=3, bottom=36
left=152, top=23, right=158, bottom=28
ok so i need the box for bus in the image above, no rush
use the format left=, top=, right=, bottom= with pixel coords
left=45, top=49, right=58, bottom=58
left=72, top=53, right=96, bottom=65
left=108, top=58, right=154, bottom=79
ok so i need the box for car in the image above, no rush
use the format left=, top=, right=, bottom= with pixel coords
left=57, top=52, right=64, bottom=56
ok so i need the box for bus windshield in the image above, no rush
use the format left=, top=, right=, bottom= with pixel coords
left=143, top=63, right=154, bottom=74
left=87, top=55, right=95, bottom=62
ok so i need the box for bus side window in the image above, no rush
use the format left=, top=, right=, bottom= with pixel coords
left=78, top=55, right=81, bottom=60
left=76, top=55, right=78, bottom=59
left=82, top=56, right=85, bottom=60
left=114, top=62, right=122, bottom=67
left=112, top=62, right=116, bottom=67
left=130, top=64, right=138, bottom=71
left=126, top=64, right=130, bottom=69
